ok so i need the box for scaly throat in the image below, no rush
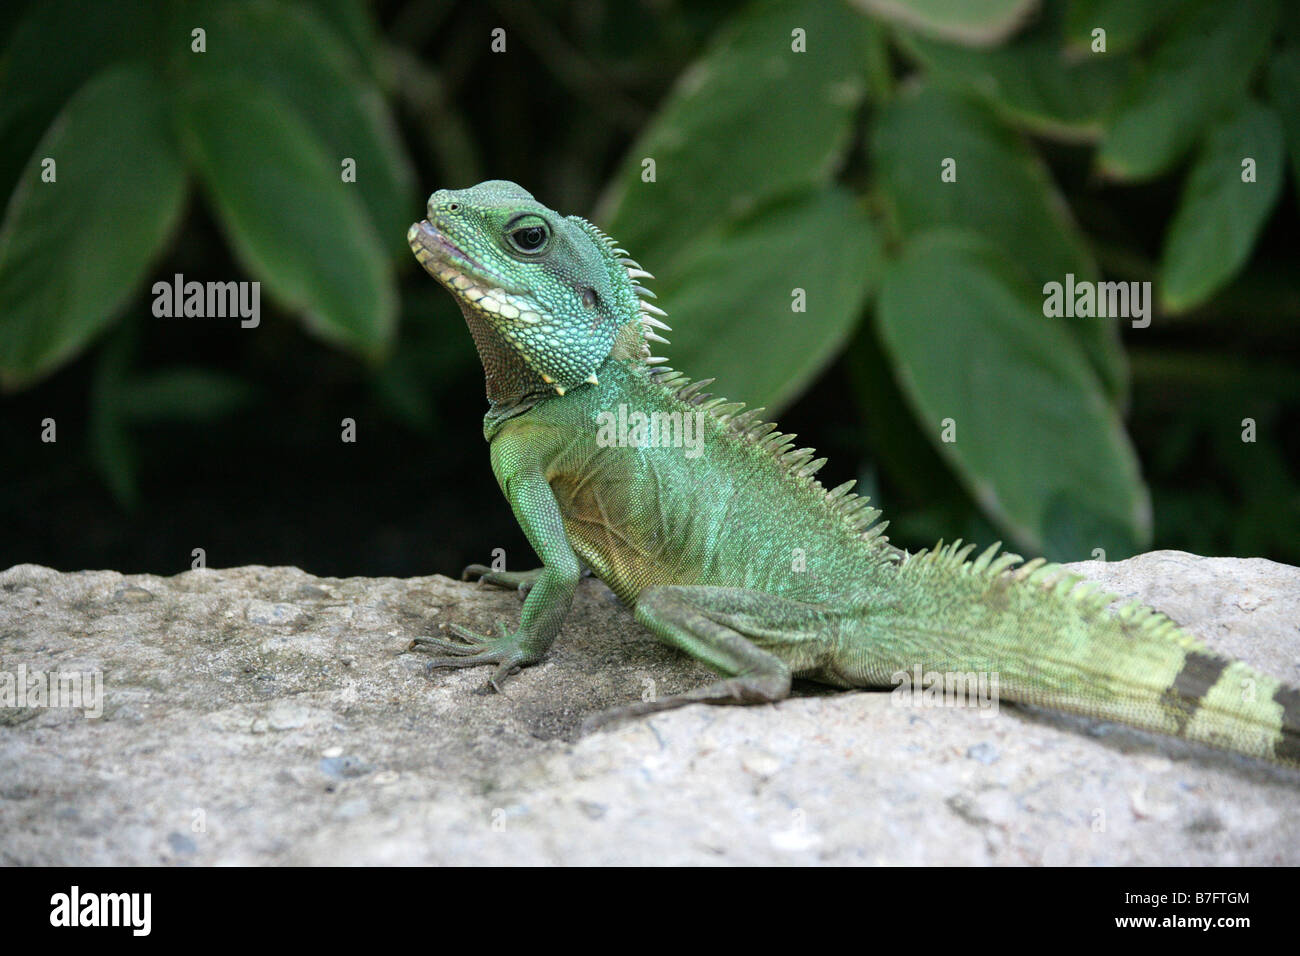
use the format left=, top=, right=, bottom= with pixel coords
left=458, top=302, right=556, bottom=426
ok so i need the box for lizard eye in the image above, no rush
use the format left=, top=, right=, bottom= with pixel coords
left=508, top=224, right=548, bottom=254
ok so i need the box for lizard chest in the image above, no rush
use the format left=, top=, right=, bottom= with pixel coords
left=547, top=440, right=707, bottom=603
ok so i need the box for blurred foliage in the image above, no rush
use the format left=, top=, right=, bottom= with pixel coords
left=0, top=0, right=1297, bottom=569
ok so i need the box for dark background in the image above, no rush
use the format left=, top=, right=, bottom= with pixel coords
left=1, top=0, right=1297, bottom=579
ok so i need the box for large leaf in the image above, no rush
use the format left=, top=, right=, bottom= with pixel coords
left=1159, top=101, right=1284, bottom=313
left=1267, top=48, right=1300, bottom=213
left=851, top=0, right=1038, bottom=47
left=88, top=321, right=141, bottom=507
left=650, top=188, right=879, bottom=412
left=874, top=86, right=1094, bottom=285
left=187, top=0, right=414, bottom=253
left=118, top=367, right=259, bottom=423
left=872, top=86, right=1124, bottom=399
left=0, top=63, right=187, bottom=389
left=1063, top=0, right=1181, bottom=54
left=0, top=0, right=166, bottom=204
left=898, top=19, right=1132, bottom=141
left=297, top=0, right=383, bottom=77
left=1097, top=0, right=1277, bottom=181
left=597, top=0, right=870, bottom=278
left=178, top=78, right=395, bottom=360
left=877, top=230, right=1148, bottom=557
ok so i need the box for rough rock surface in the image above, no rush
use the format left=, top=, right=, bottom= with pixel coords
left=1, top=551, right=1297, bottom=865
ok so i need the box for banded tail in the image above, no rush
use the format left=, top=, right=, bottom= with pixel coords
left=874, top=541, right=1300, bottom=767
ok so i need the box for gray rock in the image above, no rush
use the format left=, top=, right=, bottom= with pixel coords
left=0, top=552, right=1297, bottom=865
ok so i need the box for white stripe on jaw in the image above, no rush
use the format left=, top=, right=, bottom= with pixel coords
left=436, top=266, right=545, bottom=324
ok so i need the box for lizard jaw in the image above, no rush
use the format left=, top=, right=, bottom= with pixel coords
left=407, top=219, right=524, bottom=295
left=408, top=220, right=549, bottom=327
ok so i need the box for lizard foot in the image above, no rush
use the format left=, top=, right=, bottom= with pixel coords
left=409, top=620, right=540, bottom=690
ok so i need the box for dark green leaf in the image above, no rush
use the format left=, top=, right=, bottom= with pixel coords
left=877, top=229, right=1149, bottom=556
left=295, top=0, right=382, bottom=77
left=1267, top=48, right=1300, bottom=213
left=1063, top=0, right=1180, bottom=54
left=1097, top=0, right=1277, bottom=181
left=178, top=78, right=396, bottom=361
left=898, top=22, right=1132, bottom=141
left=88, top=322, right=140, bottom=508
left=873, top=85, right=1095, bottom=285
left=0, top=63, right=187, bottom=389
left=119, top=368, right=259, bottom=423
left=844, top=322, right=962, bottom=508
left=597, top=0, right=870, bottom=277
left=1159, top=101, right=1284, bottom=312
left=652, top=188, right=879, bottom=413
left=0, top=0, right=167, bottom=203
left=872, top=85, right=1124, bottom=399
left=187, top=0, right=415, bottom=253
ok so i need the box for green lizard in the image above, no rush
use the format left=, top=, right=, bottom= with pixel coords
left=407, top=179, right=1300, bottom=767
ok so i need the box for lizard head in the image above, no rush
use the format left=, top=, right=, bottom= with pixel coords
left=409, top=180, right=666, bottom=404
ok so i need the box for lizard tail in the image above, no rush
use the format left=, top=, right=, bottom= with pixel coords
left=868, top=541, right=1300, bottom=767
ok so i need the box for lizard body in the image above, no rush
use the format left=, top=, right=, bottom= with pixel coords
left=408, top=180, right=1300, bottom=767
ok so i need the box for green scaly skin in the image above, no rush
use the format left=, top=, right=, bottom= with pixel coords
left=407, top=180, right=1300, bottom=767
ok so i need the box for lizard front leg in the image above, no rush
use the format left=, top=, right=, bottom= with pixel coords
left=583, top=586, right=844, bottom=731
left=412, top=465, right=581, bottom=689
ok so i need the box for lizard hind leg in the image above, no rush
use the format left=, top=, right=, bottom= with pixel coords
left=461, top=563, right=544, bottom=595
left=462, top=562, right=592, bottom=596
left=581, top=585, right=841, bottom=733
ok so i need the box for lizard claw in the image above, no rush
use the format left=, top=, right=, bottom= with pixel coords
left=579, top=699, right=665, bottom=735
left=460, top=565, right=540, bottom=597
left=487, top=661, right=522, bottom=694
left=409, top=618, right=509, bottom=654
left=447, top=619, right=512, bottom=644
left=409, top=619, right=540, bottom=687
left=579, top=711, right=620, bottom=735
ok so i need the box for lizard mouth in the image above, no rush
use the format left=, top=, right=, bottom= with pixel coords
left=408, top=220, right=478, bottom=272
left=407, top=220, right=540, bottom=322
left=407, top=220, right=522, bottom=294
